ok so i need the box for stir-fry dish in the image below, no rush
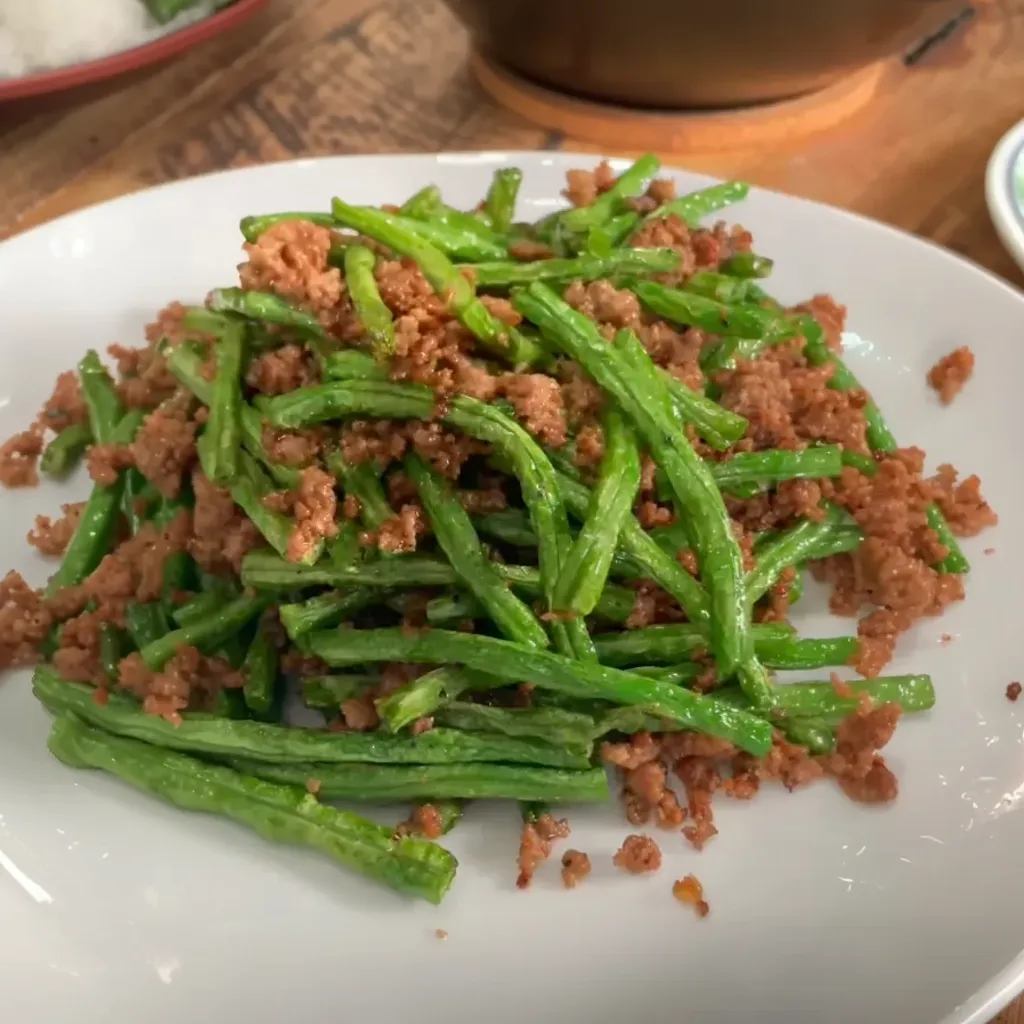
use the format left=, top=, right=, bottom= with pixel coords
left=0, top=156, right=997, bottom=904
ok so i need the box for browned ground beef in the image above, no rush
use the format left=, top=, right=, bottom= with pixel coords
left=239, top=220, right=342, bottom=313
left=27, top=502, right=85, bottom=557
left=1007, top=682, right=1022, bottom=702
left=287, top=467, right=338, bottom=563
left=130, top=401, right=197, bottom=499
left=614, top=834, right=662, bottom=873
left=246, top=344, right=317, bottom=396
left=0, top=426, right=44, bottom=487
left=515, top=813, right=570, bottom=889
left=927, top=346, right=974, bottom=405
left=560, top=850, right=591, bottom=889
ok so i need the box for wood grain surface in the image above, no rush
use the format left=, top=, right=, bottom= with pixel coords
left=2, top=1, right=1023, bottom=1018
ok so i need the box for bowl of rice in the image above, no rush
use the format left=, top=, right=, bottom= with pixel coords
left=0, top=0, right=270, bottom=103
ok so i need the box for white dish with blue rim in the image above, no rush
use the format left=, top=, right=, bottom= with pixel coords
left=985, top=118, right=1024, bottom=272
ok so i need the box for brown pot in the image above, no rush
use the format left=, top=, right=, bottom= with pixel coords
left=442, top=0, right=964, bottom=108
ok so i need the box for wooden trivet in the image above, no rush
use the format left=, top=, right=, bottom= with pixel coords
left=471, top=52, right=890, bottom=153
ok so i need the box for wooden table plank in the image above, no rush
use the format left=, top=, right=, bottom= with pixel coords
left=2, top=1, right=1023, bottom=1019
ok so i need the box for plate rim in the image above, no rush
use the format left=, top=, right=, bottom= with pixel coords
left=0, top=0, right=271, bottom=104
left=2, top=149, right=1023, bottom=1024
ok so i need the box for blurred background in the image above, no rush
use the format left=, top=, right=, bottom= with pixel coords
left=0, top=0, right=1021, bottom=283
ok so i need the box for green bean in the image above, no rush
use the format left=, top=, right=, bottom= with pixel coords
left=775, top=674, right=935, bottom=720
left=204, top=320, right=245, bottom=486
left=484, top=167, right=523, bottom=233
left=239, top=212, right=336, bottom=243
left=46, top=715, right=456, bottom=904
left=242, top=620, right=280, bottom=718
left=407, top=453, right=549, bottom=650
left=78, top=350, right=125, bottom=444
left=614, top=326, right=747, bottom=450
left=779, top=718, right=835, bottom=754
left=637, top=181, right=750, bottom=230
left=172, top=590, right=229, bottom=628
left=163, top=340, right=300, bottom=489
left=307, top=628, right=774, bottom=756
left=400, top=185, right=442, bottom=220
left=631, top=663, right=703, bottom=685
left=209, top=287, right=326, bottom=339
left=39, top=422, right=92, bottom=478
left=99, top=624, right=124, bottom=682
left=325, top=452, right=392, bottom=531
left=719, top=252, right=774, bottom=278
left=593, top=621, right=793, bottom=667
left=137, top=593, right=269, bottom=671
left=685, top=271, right=753, bottom=304
left=926, top=504, right=970, bottom=574
left=243, top=549, right=459, bottom=590
left=472, top=508, right=537, bottom=548
left=841, top=449, right=878, bottom=475
left=554, top=409, right=640, bottom=617
left=35, top=670, right=587, bottom=769
left=561, top=153, right=661, bottom=233
left=514, top=286, right=749, bottom=675
left=556, top=470, right=710, bottom=627
left=424, top=575, right=637, bottom=628
left=278, top=589, right=382, bottom=642
left=711, top=446, right=844, bottom=489
left=755, top=635, right=859, bottom=671
left=629, top=278, right=793, bottom=342
left=125, top=601, right=172, bottom=650
left=745, top=509, right=844, bottom=606
left=341, top=246, right=394, bottom=359
left=604, top=211, right=641, bottom=247
left=375, top=667, right=494, bottom=733
left=424, top=203, right=505, bottom=245
left=436, top=702, right=596, bottom=750
left=330, top=199, right=542, bottom=367
left=328, top=520, right=362, bottom=568
left=230, top=760, right=609, bottom=805
left=45, top=409, right=146, bottom=596
left=463, top=248, right=680, bottom=288
left=321, top=348, right=388, bottom=383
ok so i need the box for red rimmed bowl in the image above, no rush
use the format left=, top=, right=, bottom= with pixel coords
left=0, top=0, right=271, bottom=104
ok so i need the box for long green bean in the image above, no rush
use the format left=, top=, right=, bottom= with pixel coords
left=343, top=245, right=395, bottom=358
left=407, top=453, right=549, bottom=650
left=204, top=319, right=245, bottom=486
left=47, top=714, right=456, bottom=904
left=484, top=167, right=523, bottom=233
left=330, top=198, right=542, bottom=367
left=78, top=350, right=124, bottom=445
left=230, top=760, right=609, bottom=804
left=307, top=628, right=774, bottom=755
left=45, top=409, right=145, bottom=596
left=553, top=408, right=640, bottom=617
left=463, top=248, right=680, bottom=288
left=40, top=421, right=92, bottom=478
left=514, top=285, right=749, bottom=676
left=561, top=153, right=661, bottom=233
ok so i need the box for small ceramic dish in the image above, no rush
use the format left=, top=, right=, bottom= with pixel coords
left=985, top=117, right=1024, bottom=273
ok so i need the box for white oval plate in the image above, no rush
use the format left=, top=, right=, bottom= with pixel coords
left=986, top=117, right=1024, bottom=273
left=1, top=153, right=1022, bottom=1024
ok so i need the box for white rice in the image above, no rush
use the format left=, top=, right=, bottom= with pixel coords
left=0, top=0, right=220, bottom=80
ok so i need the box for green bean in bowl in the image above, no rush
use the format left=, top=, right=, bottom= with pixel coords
left=0, top=154, right=995, bottom=903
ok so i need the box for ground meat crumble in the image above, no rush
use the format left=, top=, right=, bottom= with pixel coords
left=927, top=346, right=974, bottom=405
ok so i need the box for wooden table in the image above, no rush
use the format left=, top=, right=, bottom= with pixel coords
left=2, top=0, right=1023, bottom=1018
